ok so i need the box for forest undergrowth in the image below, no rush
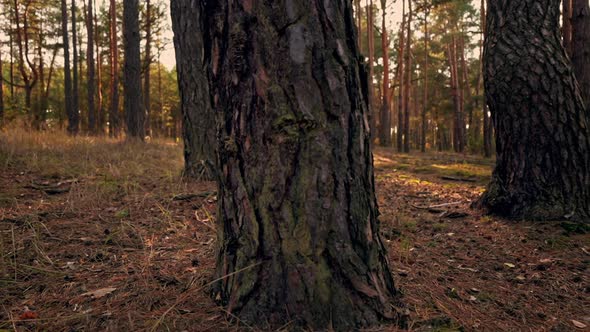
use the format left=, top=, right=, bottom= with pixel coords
left=0, top=130, right=588, bottom=331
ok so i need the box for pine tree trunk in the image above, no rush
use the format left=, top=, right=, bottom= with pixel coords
left=143, top=0, right=152, bottom=136
left=403, top=0, right=412, bottom=153
left=94, top=0, right=104, bottom=134
left=86, top=0, right=96, bottom=133
left=123, top=0, right=144, bottom=140
left=477, top=0, right=590, bottom=221
left=109, top=0, right=119, bottom=137
left=367, top=0, right=376, bottom=141
left=0, top=50, right=3, bottom=126
left=71, top=0, right=80, bottom=134
left=397, top=3, right=406, bottom=152
left=563, top=0, right=573, bottom=56
left=379, top=0, right=391, bottom=146
left=201, top=1, right=404, bottom=329
left=170, top=0, right=216, bottom=180
left=61, top=0, right=75, bottom=135
left=571, top=0, right=590, bottom=110
left=421, top=8, right=429, bottom=153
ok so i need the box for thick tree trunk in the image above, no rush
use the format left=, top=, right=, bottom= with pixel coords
left=477, top=0, right=590, bottom=221
left=143, top=0, right=152, bottom=136
left=170, top=0, right=216, bottom=180
left=86, top=0, right=96, bottom=133
left=571, top=0, right=590, bottom=110
left=72, top=0, right=80, bottom=134
left=61, top=0, right=75, bottom=135
left=379, top=0, right=391, bottom=146
left=201, top=1, right=404, bottom=329
left=123, top=0, right=145, bottom=140
left=109, top=0, right=120, bottom=137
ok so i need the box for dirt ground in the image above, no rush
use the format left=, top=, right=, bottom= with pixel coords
left=1, top=132, right=588, bottom=331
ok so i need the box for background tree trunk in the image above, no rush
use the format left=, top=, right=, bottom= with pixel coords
left=72, top=0, right=80, bottom=134
left=86, top=0, right=96, bottom=134
left=109, top=0, right=119, bottom=137
left=397, top=2, right=406, bottom=152
left=94, top=0, right=105, bottom=134
left=61, top=0, right=75, bottom=135
left=201, top=1, right=404, bottom=329
left=170, top=0, right=215, bottom=180
left=563, top=0, right=572, bottom=56
left=571, top=0, right=590, bottom=110
left=143, top=0, right=152, bottom=136
left=481, top=0, right=491, bottom=157
left=421, top=7, right=429, bottom=153
left=477, top=0, right=590, bottom=221
left=0, top=50, right=3, bottom=125
left=403, top=0, right=412, bottom=153
left=379, top=0, right=391, bottom=146
left=123, top=0, right=144, bottom=140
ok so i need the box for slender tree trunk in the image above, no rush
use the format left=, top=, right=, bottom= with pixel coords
left=13, top=0, right=38, bottom=121
left=571, top=0, right=590, bottom=110
left=94, top=0, right=104, bottom=134
left=403, top=0, right=412, bottom=153
left=481, top=0, right=491, bottom=157
left=170, top=0, right=215, bottom=179
left=460, top=32, right=472, bottom=150
left=61, top=0, right=75, bottom=135
left=397, top=3, right=406, bottom=152
left=477, top=0, right=590, bottom=221
left=123, top=0, right=144, bottom=139
left=356, top=0, right=362, bottom=51
left=143, top=0, right=152, bottom=136
left=421, top=8, right=429, bottom=153
left=0, top=50, right=4, bottom=125
left=86, top=0, right=96, bottom=133
left=367, top=0, right=376, bottom=141
left=109, top=0, right=119, bottom=137
left=71, top=0, right=80, bottom=134
left=201, top=1, right=405, bottom=329
left=379, top=0, right=391, bottom=146
left=563, top=0, right=573, bottom=56
left=9, top=30, right=14, bottom=100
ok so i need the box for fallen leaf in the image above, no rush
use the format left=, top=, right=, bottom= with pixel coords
left=572, top=320, right=587, bottom=329
left=19, top=311, right=39, bottom=320
left=504, top=263, right=515, bottom=268
left=82, top=287, right=117, bottom=299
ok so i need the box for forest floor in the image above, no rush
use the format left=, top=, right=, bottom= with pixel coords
left=0, top=130, right=588, bottom=332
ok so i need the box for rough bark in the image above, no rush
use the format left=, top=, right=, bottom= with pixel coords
left=379, top=0, right=391, bottom=146
left=202, top=1, right=405, bottom=329
left=123, top=0, right=145, bottom=140
left=170, top=0, right=216, bottom=180
left=109, top=0, right=120, bottom=137
left=86, top=0, right=96, bottom=133
left=72, top=0, right=80, bottom=134
left=571, top=0, right=590, bottom=110
left=477, top=0, right=590, bottom=221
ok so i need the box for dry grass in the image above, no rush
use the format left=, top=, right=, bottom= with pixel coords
left=1, top=129, right=589, bottom=332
